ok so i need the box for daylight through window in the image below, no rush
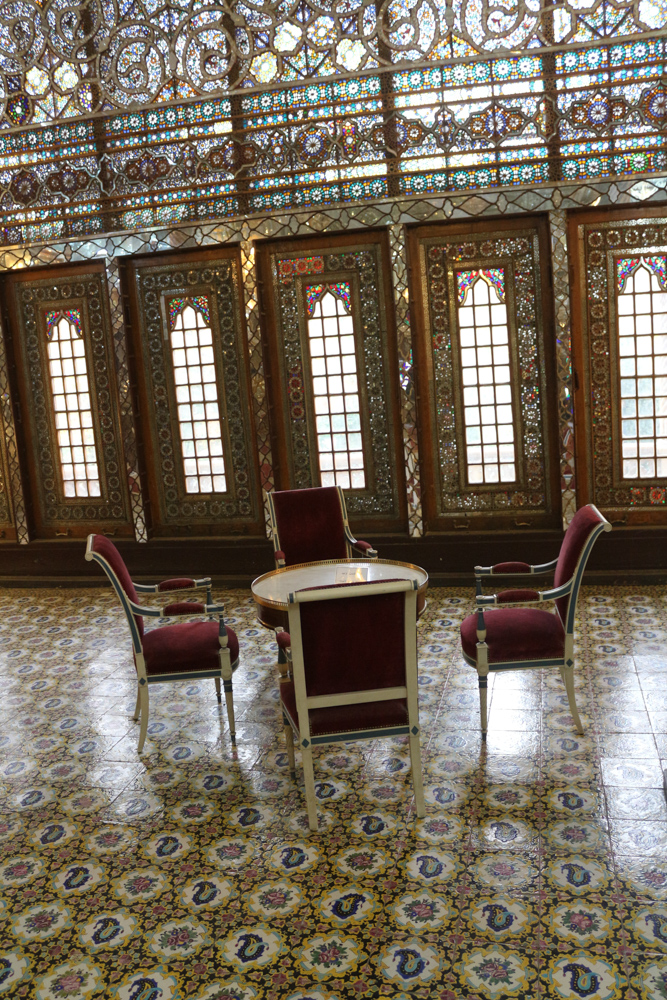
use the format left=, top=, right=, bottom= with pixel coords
left=169, top=297, right=226, bottom=494
left=457, top=269, right=517, bottom=485
left=306, top=283, right=366, bottom=490
left=617, top=258, right=667, bottom=479
left=46, top=309, right=101, bottom=498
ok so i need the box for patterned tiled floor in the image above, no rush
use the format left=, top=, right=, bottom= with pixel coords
left=1, top=586, right=667, bottom=999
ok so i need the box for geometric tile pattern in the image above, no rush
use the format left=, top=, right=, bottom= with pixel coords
left=2, top=585, right=667, bottom=996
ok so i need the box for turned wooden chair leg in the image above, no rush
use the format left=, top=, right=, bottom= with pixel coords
left=302, top=743, right=318, bottom=832
left=215, top=676, right=221, bottom=703
left=561, top=663, right=584, bottom=735
left=283, top=717, right=296, bottom=778
left=409, top=731, right=425, bottom=818
left=477, top=642, right=490, bottom=739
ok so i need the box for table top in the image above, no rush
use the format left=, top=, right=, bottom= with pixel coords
left=251, top=557, right=429, bottom=611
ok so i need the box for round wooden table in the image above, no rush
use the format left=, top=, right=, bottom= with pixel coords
left=251, top=558, right=429, bottom=631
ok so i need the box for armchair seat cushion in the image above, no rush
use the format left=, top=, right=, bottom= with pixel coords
left=280, top=680, right=408, bottom=737
left=142, top=622, right=239, bottom=676
left=460, top=608, right=565, bottom=664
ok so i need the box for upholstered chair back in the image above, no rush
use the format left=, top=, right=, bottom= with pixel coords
left=272, top=486, right=348, bottom=566
left=553, top=504, right=607, bottom=631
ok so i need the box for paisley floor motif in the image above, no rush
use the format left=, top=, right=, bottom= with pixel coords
left=1, top=584, right=667, bottom=995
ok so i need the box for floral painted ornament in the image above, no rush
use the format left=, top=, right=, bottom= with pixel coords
left=31, top=821, right=78, bottom=849
left=546, top=820, right=604, bottom=850
left=548, top=787, right=598, bottom=814
left=457, top=947, right=531, bottom=996
left=319, top=749, right=364, bottom=773
left=163, top=742, right=206, bottom=763
left=61, top=788, right=109, bottom=816
left=335, top=846, right=389, bottom=877
left=472, top=852, right=538, bottom=889
left=0, top=816, right=23, bottom=842
left=10, top=786, right=56, bottom=811
left=35, top=959, right=102, bottom=1000
left=143, top=767, right=184, bottom=790
left=168, top=799, right=218, bottom=825
left=247, top=881, right=303, bottom=917
left=287, top=809, right=334, bottom=834
left=179, top=876, right=236, bottom=910
left=226, top=804, right=275, bottom=831
left=220, top=925, right=284, bottom=969
left=79, top=911, right=137, bottom=951
left=544, top=953, right=624, bottom=999
left=193, top=770, right=235, bottom=794
left=638, top=961, right=667, bottom=1000
left=467, top=897, right=534, bottom=939
left=207, top=838, right=256, bottom=868
left=402, top=849, right=460, bottom=884
left=296, top=933, right=362, bottom=980
left=0, top=950, right=29, bottom=993
left=0, top=855, right=43, bottom=886
left=552, top=904, right=610, bottom=943
left=268, top=842, right=319, bottom=873
left=110, top=969, right=179, bottom=1000
left=349, top=812, right=398, bottom=839
left=194, top=980, right=261, bottom=1000
left=483, top=784, right=534, bottom=810
left=110, top=791, right=162, bottom=822
left=113, top=868, right=167, bottom=902
left=413, top=815, right=463, bottom=843
left=633, top=905, right=667, bottom=949
left=390, top=891, right=452, bottom=930
left=149, top=918, right=209, bottom=958
left=317, top=886, right=377, bottom=924
left=85, top=826, right=136, bottom=855
left=378, top=940, right=440, bottom=986
left=12, top=903, right=71, bottom=942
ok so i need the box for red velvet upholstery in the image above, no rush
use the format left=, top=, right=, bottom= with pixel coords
left=553, top=505, right=604, bottom=624
left=91, top=535, right=143, bottom=637
left=493, top=561, right=530, bottom=573
left=298, top=590, right=406, bottom=696
left=272, top=487, right=348, bottom=566
left=460, top=608, right=565, bottom=663
left=163, top=602, right=205, bottom=616
left=497, top=589, right=540, bottom=603
left=354, top=540, right=373, bottom=553
left=281, top=679, right=408, bottom=736
left=276, top=631, right=291, bottom=650
left=143, top=622, right=239, bottom=676
left=158, top=577, right=196, bottom=592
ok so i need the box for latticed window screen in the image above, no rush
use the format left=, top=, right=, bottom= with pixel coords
left=45, top=309, right=101, bottom=499
left=456, top=269, right=516, bottom=485
left=305, top=282, right=366, bottom=490
left=168, top=296, right=226, bottom=495
left=617, top=257, right=667, bottom=480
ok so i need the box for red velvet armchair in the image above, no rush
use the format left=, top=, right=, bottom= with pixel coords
left=460, top=504, right=611, bottom=738
left=275, top=578, right=424, bottom=831
left=85, top=534, right=239, bottom=752
left=267, top=485, right=377, bottom=568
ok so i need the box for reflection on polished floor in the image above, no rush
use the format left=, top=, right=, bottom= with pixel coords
left=1, top=586, right=667, bottom=999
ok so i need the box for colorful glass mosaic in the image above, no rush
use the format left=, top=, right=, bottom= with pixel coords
left=169, top=295, right=211, bottom=330
left=457, top=269, right=506, bottom=306
left=306, top=281, right=352, bottom=317
left=45, top=309, right=83, bottom=339
left=278, top=257, right=325, bottom=285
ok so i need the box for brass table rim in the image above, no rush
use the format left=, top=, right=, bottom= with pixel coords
left=251, top=557, right=429, bottom=612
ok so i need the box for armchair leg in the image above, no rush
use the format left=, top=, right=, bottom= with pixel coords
left=476, top=641, right=489, bottom=739
left=215, top=677, right=222, bottom=704
left=283, top=718, right=296, bottom=779
left=409, top=732, right=425, bottom=819
left=223, top=679, right=236, bottom=745
left=133, top=688, right=140, bottom=722
left=561, top=664, right=584, bottom=735
left=137, top=685, right=149, bottom=753
left=302, top=744, right=318, bottom=832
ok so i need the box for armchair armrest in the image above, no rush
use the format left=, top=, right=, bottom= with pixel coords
left=474, top=558, right=558, bottom=577
left=162, top=601, right=205, bottom=616
left=135, top=577, right=212, bottom=594
left=276, top=631, right=291, bottom=650
left=475, top=578, right=573, bottom=607
left=344, top=527, right=378, bottom=559
left=274, top=550, right=286, bottom=568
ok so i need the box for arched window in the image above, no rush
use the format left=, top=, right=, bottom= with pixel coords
left=168, top=296, right=226, bottom=494
left=617, top=257, right=667, bottom=480
left=46, top=309, right=100, bottom=498
left=305, top=282, right=366, bottom=490
left=456, top=268, right=516, bottom=485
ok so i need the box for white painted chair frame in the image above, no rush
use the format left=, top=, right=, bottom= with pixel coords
left=266, top=485, right=378, bottom=568
left=280, top=578, right=425, bottom=831
left=464, top=506, right=612, bottom=737
left=85, top=535, right=238, bottom=752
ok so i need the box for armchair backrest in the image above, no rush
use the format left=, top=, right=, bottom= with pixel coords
left=287, top=579, right=417, bottom=703
left=268, top=486, right=348, bottom=566
left=85, top=534, right=144, bottom=645
left=553, top=504, right=611, bottom=632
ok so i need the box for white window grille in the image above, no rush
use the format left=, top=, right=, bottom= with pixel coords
left=46, top=309, right=101, bottom=498
left=306, top=282, right=366, bottom=490
left=456, top=268, right=517, bottom=485
left=168, top=296, right=226, bottom=494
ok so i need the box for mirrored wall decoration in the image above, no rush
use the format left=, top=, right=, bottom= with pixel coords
left=3, top=266, right=133, bottom=539
left=258, top=233, right=406, bottom=532
left=409, top=216, right=561, bottom=531
left=124, top=249, right=263, bottom=537
left=571, top=210, right=667, bottom=524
